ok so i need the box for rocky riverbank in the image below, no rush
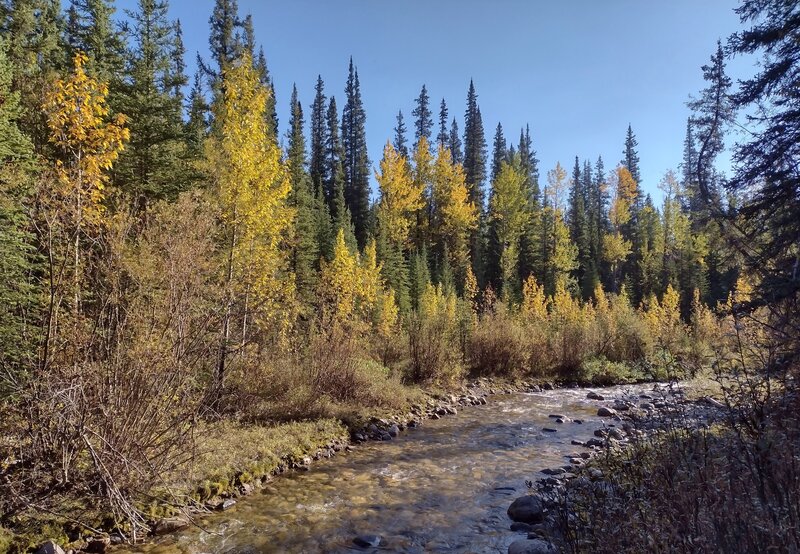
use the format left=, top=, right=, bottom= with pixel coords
left=23, top=377, right=553, bottom=554
left=503, top=382, right=727, bottom=554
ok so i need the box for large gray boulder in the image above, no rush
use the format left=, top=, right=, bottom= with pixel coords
left=507, top=495, right=545, bottom=523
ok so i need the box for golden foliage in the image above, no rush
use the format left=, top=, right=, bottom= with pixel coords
left=431, top=146, right=477, bottom=276
left=376, top=141, right=423, bottom=246
left=44, top=51, right=129, bottom=226
left=206, top=54, right=293, bottom=331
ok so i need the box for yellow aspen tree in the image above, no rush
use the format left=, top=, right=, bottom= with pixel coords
left=431, top=145, right=478, bottom=281
left=319, top=228, right=359, bottom=323
left=602, top=167, right=636, bottom=292
left=521, top=275, right=548, bottom=323
left=205, top=54, right=293, bottom=388
left=411, top=136, right=434, bottom=248
left=357, top=238, right=382, bottom=320
left=43, top=51, right=129, bottom=318
left=375, top=141, right=423, bottom=247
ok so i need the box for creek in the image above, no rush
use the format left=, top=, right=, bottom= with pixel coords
left=123, top=384, right=650, bottom=553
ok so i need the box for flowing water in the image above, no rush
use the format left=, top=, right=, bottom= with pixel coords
left=123, top=384, right=654, bottom=554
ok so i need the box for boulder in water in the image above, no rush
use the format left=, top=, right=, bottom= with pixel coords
left=353, top=534, right=382, bottom=548
left=507, top=495, right=545, bottom=523
left=508, top=538, right=558, bottom=554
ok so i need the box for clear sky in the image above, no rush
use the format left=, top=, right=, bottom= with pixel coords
left=113, top=0, right=753, bottom=201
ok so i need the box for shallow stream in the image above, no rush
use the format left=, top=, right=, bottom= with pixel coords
left=124, top=384, right=652, bottom=553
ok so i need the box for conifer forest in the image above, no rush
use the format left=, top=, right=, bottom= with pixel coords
left=0, top=1, right=798, bottom=553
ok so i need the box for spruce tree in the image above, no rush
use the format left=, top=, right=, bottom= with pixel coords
left=287, top=84, right=321, bottom=309
left=253, top=46, right=278, bottom=139
left=412, top=84, right=433, bottom=149
left=680, top=118, right=698, bottom=211
left=3, top=0, right=63, bottom=149
left=203, top=0, right=241, bottom=81
left=393, top=109, right=408, bottom=159
left=436, top=98, right=449, bottom=149
left=518, top=126, right=542, bottom=285
left=621, top=124, right=642, bottom=202
left=463, top=80, right=487, bottom=281
left=65, top=0, right=125, bottom=84
left=309, top=75, right=327, bottom=196
left=341, top=58, right=370, bottom=248
left=116, top=0, right=189, bottom=205
left=567, top=157, right=591, bottom=297
left=490, top=122, right=507, bottom=184
left=448, top=117, right=463, bottom=165
left=463, top=80, right=487, bottom=208
left=0, top=37, right=40, bottom=373
left=185, top=69, right=209, bottom=156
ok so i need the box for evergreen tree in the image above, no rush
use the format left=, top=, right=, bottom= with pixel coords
left=287, top=84, right=321, bottom=310
left=0, top=37, right=39, bottom=373
left=185, top=69, right=209, bottom=156
left=688, top=41, right=731, bottom=215
left=409, top=247, right=431, bottom=310
left=412, top=84, right=433, bottom=149
left=680, top=118, right=698, bottom=210
left=448, top=117, right=463, bottom=165
left=463, top=80, right=487, bottom=208
left=463, top=80, right=487, bottom=281
left=621, top=124, right=642, bottom=195
left=116, top=0, right=189, bottom=205
left=341, top=58, right=371, bottom=248
left=518, top=126, right=542, bottom=285
left=202, top=0, right=241, bottom=83
left=567, top=157, right=591, bottom=298
left=65, top=0, right=125, bottom=83
left=169, top=19, right=187, bottom=101
left=253, top=46, right=278, bottom=139
left=436, top=98, right=449, bottom=149
left=724, top=0, right=800, bottom=301
left=393, top=109, right=408, bottom=159
left=309, top=75, right=327, bottom=195
left=3, top=0, right=63, bottom=149
left=490, top=122, right=507, bottom=184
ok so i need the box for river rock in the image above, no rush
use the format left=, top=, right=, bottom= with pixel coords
left=510, top=522, right=535, bottom=533
left=507, top=538, right=558, bottom=554
left=587, top=391, right=605, bottom=400
left=547, top=414, right=566, bottom=419
left=597, top=407, right=617, bottom=417
left=541, top=467, right=566, bottom=475
left=152, top=517, right=190, bottom=535
left=353, top=535, right=382, bottom=548
left=387, top=424, right=400, bottom=437
left=542, top=427, right=557, bottom=433
left=585, top=437, right=606, bottom=448
left=36, top=541, right=65, bottom=554
left=221, top=499, right=237, bottom=511
left=84, top=537, right=111, bottom=554
left=507, top=495, right=545, bottom=523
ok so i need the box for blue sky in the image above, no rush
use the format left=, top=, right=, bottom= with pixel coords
left=112, top=0, right=753, bottom=201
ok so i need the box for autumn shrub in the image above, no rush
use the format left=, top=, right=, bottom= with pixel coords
left=468, top=302, right=529, bottom=377
left=407, top=283, right=464, bottom=384
left=548, top=284, right=594, bottom=372
left=1, top=194, right=218, bottom=539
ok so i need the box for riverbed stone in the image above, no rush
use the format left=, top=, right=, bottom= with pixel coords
left=597, top=406, right=617, bottom=417
left=510, top=522, right=535, bottom=533
left=152, top=517, right=190, bottom=535
left=542, top=427, right=557, bottom=433
left=387, top=424, right=400, bottom=437
left=36, top=541, right=65, bottom=554
left=507, top=495, right=545, bottom=523
left=221, top=499, right=237, bottom=511
left=507, top=538, right=558, bottom=554
left=587, top=391, right=605, bottom=400
left=353, top=535, right=382, bottom=548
